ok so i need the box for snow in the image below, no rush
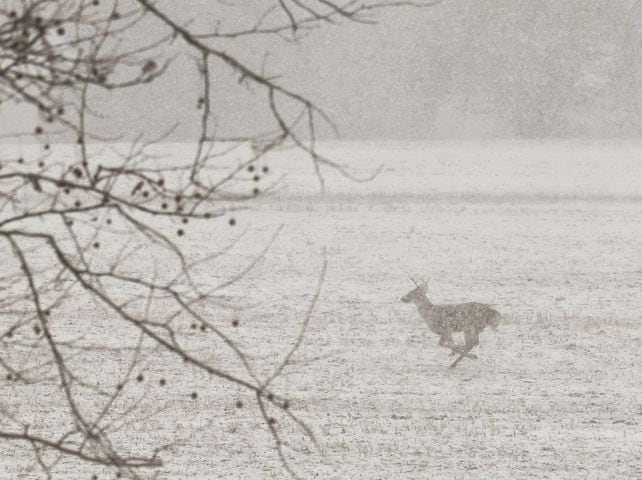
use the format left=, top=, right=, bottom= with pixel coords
left=1, top=141, right=641, bottom=479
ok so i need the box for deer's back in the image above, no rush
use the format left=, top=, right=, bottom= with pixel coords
left=425, top=302, right=499, bottom=333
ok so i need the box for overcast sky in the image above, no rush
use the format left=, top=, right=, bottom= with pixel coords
left=87, top=2, right=452, bottom=141
left=4, top=0, right=641, bottom=141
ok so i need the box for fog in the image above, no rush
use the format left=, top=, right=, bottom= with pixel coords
left=3, top=0, right=641, bottom=140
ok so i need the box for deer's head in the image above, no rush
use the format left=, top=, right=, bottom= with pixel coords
left=401, top=278, right=428, bottom=303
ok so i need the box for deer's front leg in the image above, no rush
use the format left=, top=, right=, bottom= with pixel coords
left=439, top=332, right=476, bottom=358
left=438, top=332, right=459, bottom=353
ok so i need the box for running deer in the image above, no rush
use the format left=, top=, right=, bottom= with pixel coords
left=401, top=279, right=500, bottom=368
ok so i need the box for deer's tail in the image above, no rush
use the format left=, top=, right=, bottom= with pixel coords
left=488, top=309, right=501, bottom=330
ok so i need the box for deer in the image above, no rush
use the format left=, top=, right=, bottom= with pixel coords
left=401, top=279, right=500, bottom=369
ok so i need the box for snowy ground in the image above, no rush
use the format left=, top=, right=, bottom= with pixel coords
left=1, top=141, right=641, bottom=479
left=226, top=193, right=642, bottom=480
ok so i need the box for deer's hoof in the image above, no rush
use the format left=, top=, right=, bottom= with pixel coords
left=469, top=353, right=478, bottom=360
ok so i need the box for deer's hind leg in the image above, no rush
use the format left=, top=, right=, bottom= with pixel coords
left=449, top=329, right=480, bottom=369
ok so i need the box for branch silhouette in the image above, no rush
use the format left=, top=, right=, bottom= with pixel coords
left=0, top=1, right=441, bottom=478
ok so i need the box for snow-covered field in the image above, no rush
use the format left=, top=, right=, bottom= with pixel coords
left=2, top=141, right=641, bottom=478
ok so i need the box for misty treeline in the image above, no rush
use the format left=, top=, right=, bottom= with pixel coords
left=425, top=0, right=642, bottom=138
left=0, top=1, right=439, bottom=479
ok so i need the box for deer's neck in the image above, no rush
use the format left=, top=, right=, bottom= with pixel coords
left=414, top=296, right=439, bottom=331
left=415, top=295, right=433, bottom=316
